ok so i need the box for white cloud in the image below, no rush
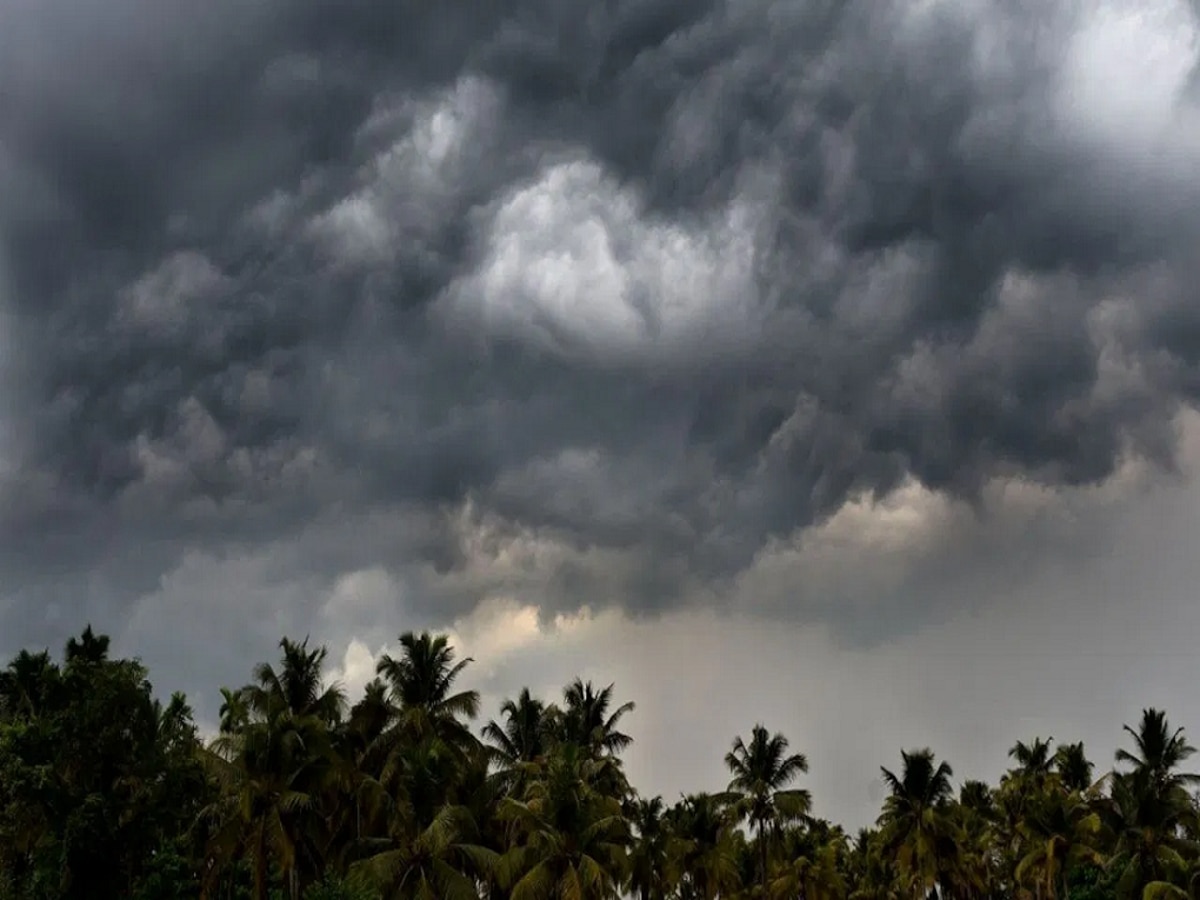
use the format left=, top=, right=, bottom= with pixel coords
left=308, top=76, right=502, bottom=267
left=1057, top=0, right=1200, bottom=168
left=327, top=638, right=381, bottom=702
left=439, top=158, right=769, bottom=365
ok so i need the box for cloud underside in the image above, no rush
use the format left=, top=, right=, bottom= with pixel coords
left=1, top=0, right=1199, bottom=666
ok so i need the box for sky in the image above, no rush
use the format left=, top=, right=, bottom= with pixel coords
left=2, top=0, right=1200, bottom=829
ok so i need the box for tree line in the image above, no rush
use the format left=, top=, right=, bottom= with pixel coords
left=0, top=625, right=1196, bottom=900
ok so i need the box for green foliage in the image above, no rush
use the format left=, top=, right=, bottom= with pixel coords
left=300, top=872, right=380, bottom=900
left=0, top=628, right=210, bottom=900
left=1069, top=861, right=1123, bottom=900
left=127, top=840, right=202, bottom=900
left=2, top=627, right=1200, bottom=900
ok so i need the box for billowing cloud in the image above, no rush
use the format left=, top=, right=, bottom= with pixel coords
left=2, top=0, right=1200, bottom=794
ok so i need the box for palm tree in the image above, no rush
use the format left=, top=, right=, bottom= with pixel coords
left=725, top=724, right=811, bottom=893
left=353, top=804, right=496, bottom=899
left=847, top=828, right=897, bottom=900
left=64, top=625, right=109, bottom=665
left=247, top=637, right=344, bottom=725
left=218, top=687, right=250, bottom=735
left=1115, top=710, right=1199, bottom=794
left=203, top=639, right=343, bottom=900
left=496, top=743, right=630, bottom=900
left=484, top=688, right=552, bottom=773
left=202, top=711, right=337, bottom=900
left=553, top=679, right=635, bottom=758
left=1010, top=738, right=1056, bottom=783
left=1103, top=770, right=1196, bottom=900
left=349, top=734, right=498, bottom=900
left=345, top=679, right=393, bottom=754
left=1055, top=743, right=1095, bottom=795
left=667, top=793, right=742, bottom=900
left=1103, top=711, right=1200, bottom=900
left=1014, top=788, right=1103, bottom=900
left=879, top=749, right=958, bottom=900
left=376, top=632, right=480, bottom=748
left=769, top=828, right=848, bottom=900
left=628, top=795, right=670, bottom=900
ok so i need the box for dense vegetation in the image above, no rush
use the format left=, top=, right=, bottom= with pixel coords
left=1, top=626, right=1197, bottom=900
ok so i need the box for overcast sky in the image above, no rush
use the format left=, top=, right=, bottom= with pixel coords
left=3, top=0, right=1200, bottom=829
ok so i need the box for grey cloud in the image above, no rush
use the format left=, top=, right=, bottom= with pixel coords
left=1, top=0, right=1200, bottom=670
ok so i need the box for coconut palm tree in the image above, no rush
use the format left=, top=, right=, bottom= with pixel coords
left=203, top=638, right=343, bottom=900
left=667, top=793, right=742, bottom=900
left=246, top=637, right=345, bottom=725
left=769, top=829, right=849, bottom=900
left=1115, top=710, right=1199, bottom=795
left=376, top=632, right=480, bottom=749
left=348, top=733, right=498, bottom=900
left=202, top=711, right=338, bottom=900
left=878, top=749, right=958, bottom=900
left=1010, top=739, right=1056, bottom=783
left=218, top=687, right=250, bottom=735
left=725, top=724, right=811, bottom=893
left=484, top=688, right=553, bottom=772
left=847, top=827, right=898, bottom=900
left=1102, top=711, right=1200, bottom=900
left=1014, top=787, right=1103, bottom=900
left=496, top=743, right=630, bottom=900
left=628, top=795, right=671, bottom=900
left=1054, top=743, right=1095, bottom=795
left=64, top=625, right=110, bottom=665
left=553, top=679, right=635, bottom=758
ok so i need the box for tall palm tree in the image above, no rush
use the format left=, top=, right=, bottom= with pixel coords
left=484, top=688, right=552, bottom=772
left=1055, top=743, right=1095, bottom=795
left=847, top=827, right=898, bottom=900
left=628, top=795, right=670, bottom=900
left=553, top=680, right=635, bottom=758
left=376, top=632, right=480, bottom=748
left=346, top=679, right=393, bottom=753
left=1103, top=770, right=1196, bottom=900
left=1116, top=710, right=1199, bottom=794
left=64, top=625, right=110, bottom=665
left=218, top=687, right=250, bottom=735
left=879, top=749, right=958, bottom=900
left=667, top=793, right=742, bottom=900
left=202, top=711, right=337, bottom=900
left=769, top=828, right=849, bottom=900
left=204, top=639, right=343, bottom=900
left=958, top=781, right=994, bottom=819
left=1010, top=738, right=1056, bottom=783
left=496, top=743, right=630, bottom=900
left=725, top=724, right=811, bottom=893
left=1104, top=711, right=1200, bottom=900
left=1014, top=788, right=1103, bottom=900
left=247, top=637, right=345, bottom=725
left=349, top=735, right=497, bottom=900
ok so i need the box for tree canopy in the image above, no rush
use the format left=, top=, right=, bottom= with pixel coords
left=0, top=625, right=1195, bottom=900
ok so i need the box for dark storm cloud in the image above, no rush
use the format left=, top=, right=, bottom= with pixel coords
left=1, top=0, right=1199, bottom=654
